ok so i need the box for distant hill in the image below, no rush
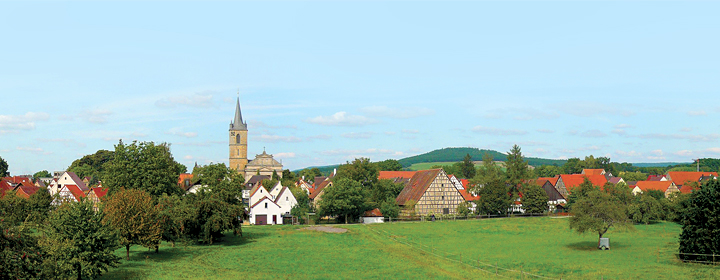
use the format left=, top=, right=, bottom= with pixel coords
left=398, top=147, right=566, bottom=167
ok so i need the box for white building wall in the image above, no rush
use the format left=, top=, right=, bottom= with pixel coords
left=362, top=217, right=384, bottom=224
left=249, top=199, right=284, bottom=225
left=275, top=187, right=297, bottom=216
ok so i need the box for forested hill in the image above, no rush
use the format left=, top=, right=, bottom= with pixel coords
left=397, top=147, right=567, bottom=167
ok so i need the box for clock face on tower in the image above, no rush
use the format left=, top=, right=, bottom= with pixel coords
left=231, top=132, right=236, bottom=136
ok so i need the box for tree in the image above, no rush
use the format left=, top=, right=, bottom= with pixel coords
left=566, top=178, right=599, bottom=210
left=290, top=187, right=312, bottom=224
left=456, top=201, right=472, bottom=217
left=375, top=159, right=403, bottom=171
left=298, top=168, right=322, bottom=181
left=0, top=156, right=8, bottom=177
left=103, top=140, right=185, bottom=197
left=192, top=163, right=243, bottom=186
left=679, top=179, right=720, bottom=262
left=472, top=154, right=511, bottom=215
left=0, top=221, right=43, bottom=279
left=103, top=189, right=162, bottom=260
left=68, top=150, right=115, bottom=185
left=459, top=153, right=476, bottom=179
left=569, top=189, right=633, bottom=248
left=563, top=158, right=582, bottom=174
left=506, top=145, right=529, bottom=193
left=33, top=170, right=52, bottom=181
left=380, top=198, right=400, bottom=219
left=41, top=200, right=120, bottom=280
left=281, top=169, right=297, bottom=187
left=521, top=183, right=549, bottom=214
left=618, top=171, right=647, bottom=182
left=367, top=179, right=404, bottom=210
left=317, top=177, right=369, bottom=223
left=336, top=158, right=378, bottom=187
left=535, top=165, right=562, bottom=178
left=628, top=194, right=663, bottom=224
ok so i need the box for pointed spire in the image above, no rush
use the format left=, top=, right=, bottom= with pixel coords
left=230, top=91, right=247, bottom=131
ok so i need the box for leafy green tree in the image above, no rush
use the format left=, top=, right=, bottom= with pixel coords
left=661, top=192, right=690, bottom=222
left=336, top=158, right=378, bottom=187
left=271, top=170, right=280, bottom=180
left=618, top=171, right=647, bottom=182
left=521, top=183, right=549, bottom=214
left=0, top=192, right=27, bottom=225
left=192, top=163, right=243, bottom=186
left=380, top=198, right=400, bottom=219
left=0, top=156, right=8, bottom=177
left=569, top=189, right=633, bottom=248
left=281, top=169, right=297, bottom=187
left=375, top=159, right=403, bottom=171
left=103, top=140, right=185, bottom=197
left=679, top=179, right=720, bottom=262
left=566, top=178, right=599, bottom=210
left=41, top=200, right=120, bottom=280
left=563, top=158, right=582, bottom=174
left=33, top=170, right=52, bottom=181
left=535, top=165, right=562, bottom=178
left=367, top=179, right=404, bottom=210
left=68, top=150, right=115, bottom=185
left=26, top=188, right=53, bottom=225
left=459, top=153, right=476, bottom=179
left=473, top=154, right=511, bottom=215
left=456, top=201, right=472, bottom=217
left=156, top=194, right=187, bottom=246
left=298, top=168, right=323, bottom=181
left=506, top=145, right=529, bottom=193
left=317, top=177, right=369, bottom=223
left=628, top=194, right=663, bottom=224
left=103, top=189, right=163, bottom=260
left=290, top=187, right=312, bottom=224
left=0, top=221, right=43, bottom=279
left=182, top=189, right=244, bottom=243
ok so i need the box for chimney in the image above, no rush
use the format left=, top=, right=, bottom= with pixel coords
left=333, top=168, right=337, bottom=176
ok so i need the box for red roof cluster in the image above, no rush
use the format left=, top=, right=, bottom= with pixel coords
left=560, top=174, right=608, bottom=192
left=667, top=171, right=718, bottom=187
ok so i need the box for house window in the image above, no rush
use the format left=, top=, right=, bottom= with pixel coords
left=443, top=208, right=449, bottom=215
left=265, top=203, right=268, bottom=209
left=286, top=196, right=288, bottom=201
left=441, top=196, right=444, bottom=200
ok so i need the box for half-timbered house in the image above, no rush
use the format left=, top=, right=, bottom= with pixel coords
left=396, top=169, right=464, bottom=216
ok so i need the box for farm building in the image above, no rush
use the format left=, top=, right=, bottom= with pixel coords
left=361, top=208, right=384, bottom=224
left=395, top=169, right=464, bottom=216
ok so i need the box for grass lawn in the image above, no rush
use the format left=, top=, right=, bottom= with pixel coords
left=100, top=217, right=720, bottom=279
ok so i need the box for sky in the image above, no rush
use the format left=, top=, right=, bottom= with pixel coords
left=1, top=1, right=719, bottom=176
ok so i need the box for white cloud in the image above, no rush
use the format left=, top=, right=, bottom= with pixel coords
left=680, top=127, right=692, bottom=132
left=84, top=109, right=112, bottom=124
left=705, top=148, right=720, bottom=155
left=166, top=128, right=198, bottom=138
left=580, top=130, right=607, bottom=138
left=637, top=133, right=719, bottom=142
left=360, top=106, right=434, bottom=119
left=156, top=92, right=214, bottom=108
left=308, top=134, right=332, bottom=140
left=402, top=129, right=419, bottom=134
left=183, top=155, right=194, bottom=160
left=562, top=101, right=634, bottom=117
left=306, top=112, right=377, bottom=127
left=341, top=132, right=373, bottom=139
left=0, top=112, right=49, bottom=133
left=275, top=152, right=296, bottom=159
left=614, top=124, right=633, bottom=129
left=616, top=150, right=641, bottom=157
left=674, top=150, right=693, bottom=157
left=256, top=134, right=301, bottom=143
left=471, top=126, right=527, bottom=136
left=384, top=131, right=397, bottom=136
left=16, top=146, right=52, bottom=155
left=536, top=129, right=555, bottom=133
left=687, top=110, right=707, bottom=116
left=612, top=129, right=626, bottom=135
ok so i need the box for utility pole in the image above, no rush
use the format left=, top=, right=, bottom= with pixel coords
left=693, top=159, right=700, bottom=172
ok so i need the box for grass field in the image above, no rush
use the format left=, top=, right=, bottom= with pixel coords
left=100, top=217, right=720, bottom=279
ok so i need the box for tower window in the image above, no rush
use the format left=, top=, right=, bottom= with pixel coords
left=236, top=134, right=241, bottom=144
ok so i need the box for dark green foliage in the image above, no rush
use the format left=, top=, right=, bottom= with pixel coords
left=473, top=154, right=511, bottom=215
left=379, top=198, right=400, bottom=218
left=506, top=145, right=529, bottom=193
left=456, top=201, right=472, bottom=217
left=679, top=179, right=720, bottom=262
left=156, top=194, right=187, bottom=246
left=534, top=165, right=562, bottom=178
left=629, top=194, right=663, bottom=224
left=68, top=149, right=115, bottom=185
left=32, top=170, right=51, bottom=181
left=317, top=177, right=369, bottom=223
left=521, top=183, right=549, bottom=214
left=103, top=140, right=184, bottom=197
left=336, top=158, right=378, bottom=187
left=41, top=200, right=121, bottom=280
left=618, top=171, right=648, bottom=182
left=0, top=156, right=8, bottom=177
left=375, top=159, right=403, bottom=171
left=103, top=189, right=163, bottom=260
left=459, top=154, right=476, bottom=179
left=0, top=189, right=53, bottom=226
left=569, top=189, right=633, bottom=247
left=566, top=178, right=599, bottom=210
left=193, top=163, right=243, bottom=186
left=0, top=202, right=44, bottom=279
left=281, top=169, right=297, bottom=186
left=670, top=158, right=720, bottom=173
left=645, top=189, right=666, bottom=200
left=398, top=147, right=566, bottom=168
left=290, top=187, right=312, bottom=224
left=563, top=158, right=583, bottom=174
left=367, top=179, right=404, bottom=210
left=298, top=168, right=323, bottom=181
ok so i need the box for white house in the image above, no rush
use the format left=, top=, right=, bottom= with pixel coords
left=50, top=171, right=88, bottom=196
left=361, top=208, right=384, bottom=224
left=249, top=196, right=284, bottom=225
left=296, top=178, right=313, bottom=195
left=268, top=181, right=283, bottom=198
left=52, top=184, right=86, bottom=206
left=249, top=185, right=271, bottom=208
left=274, top=186, right=297, bottom=216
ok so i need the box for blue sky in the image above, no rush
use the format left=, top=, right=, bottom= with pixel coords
left=1, top=1, right=719, bottom=175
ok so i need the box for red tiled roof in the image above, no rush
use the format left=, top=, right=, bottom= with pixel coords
left=396, top=169, right=443, bottom=205
left=178, top=173, right=194, bottom=185
left=309, top=179, right=331, bottom=199
left=635, top=181, right=674, bottom=192
left=667, top=171, right=718, bottom=187
left=647, top=175, right=667, bottom=181
left=15, top=185, right=39, bottom=198
left=459, top=189, right=480, bottom=201
left=65, top=184, right=86, bottom=202
left=363, top=208, right=383, bottom=217
left=560, top=174, right=607, bottom=192
left=91, top=187, right=109, bottom=199
left=378, top=171, right=417, bottom=180
left=3, top=176, right=34, bottom=187
left=582, top=169, right=605, bottom=175
left=679, top=185, right=699, bottom=194
left=536, top=177, right=559, bottom=187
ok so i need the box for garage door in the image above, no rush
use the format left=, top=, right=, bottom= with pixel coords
left=256, top=215, right=267, bottom=225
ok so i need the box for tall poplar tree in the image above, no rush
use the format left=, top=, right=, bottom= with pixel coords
left=459, top=153, right=476, bottom=179
left=506, top=145, right=530, bottom=192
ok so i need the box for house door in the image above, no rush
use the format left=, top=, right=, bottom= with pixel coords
left=272, top=215, right=277, bottom=224
left=256, top=215, right=267, bottom=225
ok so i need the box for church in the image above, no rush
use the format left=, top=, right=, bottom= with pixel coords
left=229, top=97, right=284, bottom=181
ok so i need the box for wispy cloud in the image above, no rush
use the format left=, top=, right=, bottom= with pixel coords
left=321, top=148, right=404, bottom=158
left=562, top=101, right=634, bottom=117
left=275, top=152, right=296, bottom=159
left=360, top=106, right=434, bottom=119
left=471, top=126, right=527, bottom=136
left=637, top=133, right=719, bottom=142
left=306, top=112, right=377, bottom=127
left=166, top=128, right=198, bottom=138
left=687, top=110, right=707, bottom=116
left=16, top=146, right=52, bottom=155
left=674, top=150, right=693, bottom=157
left=536, top=129, right=555, bottom=133
left=83, top=109, right=112, bottom=124
left=255, top=134, right=302, bottom=143
left=0, top=112, right=49, bottom=133
left=341, top=132, right=373, bottom=139
left=580, top=130, right=607, bottom=138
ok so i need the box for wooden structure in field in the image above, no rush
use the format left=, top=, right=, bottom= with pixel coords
left=395, top=169, right=464, bottom=216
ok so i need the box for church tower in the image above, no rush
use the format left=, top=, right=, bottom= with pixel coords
left=229, top=97, right=248, bottom=172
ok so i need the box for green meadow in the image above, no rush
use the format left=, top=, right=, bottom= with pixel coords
left=100, top=217, right=720, bottom=279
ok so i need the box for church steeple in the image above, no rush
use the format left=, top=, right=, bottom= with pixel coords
left=230, top=96, right=247, bottom=131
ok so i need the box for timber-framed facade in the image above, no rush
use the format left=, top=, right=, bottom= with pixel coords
left=396, top=169, right=464, bottom=216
